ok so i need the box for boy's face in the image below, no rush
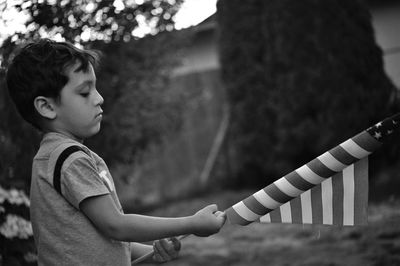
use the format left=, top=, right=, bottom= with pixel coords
left=52, top=61, right=104, bottom=141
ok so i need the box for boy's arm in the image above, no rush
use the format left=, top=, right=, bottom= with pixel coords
left=80, top=194, right=225, bottom=243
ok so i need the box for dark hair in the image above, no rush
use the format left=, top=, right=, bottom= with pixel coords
left=6, top=38, right=101, bottom=130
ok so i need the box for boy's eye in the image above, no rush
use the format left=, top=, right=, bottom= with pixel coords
left=80, top=93, right=89, bottom=97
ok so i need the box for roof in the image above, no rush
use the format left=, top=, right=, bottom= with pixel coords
left=193, top=13, right=217, bottom=33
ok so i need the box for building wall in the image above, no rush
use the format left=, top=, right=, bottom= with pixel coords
left=172, top=27, right=219, bottom=76
left=371, top=3, right=400, bottom=88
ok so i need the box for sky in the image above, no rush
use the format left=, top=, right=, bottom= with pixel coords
left=174, top=0, right=217, bottom=29
left=0, top=0, right=217, bottom=44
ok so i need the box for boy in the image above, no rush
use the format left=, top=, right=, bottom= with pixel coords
left=6, top=39, right=226, bottom=265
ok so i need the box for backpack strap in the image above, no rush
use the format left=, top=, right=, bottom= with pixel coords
left=53, top=145, right=86, bottom=195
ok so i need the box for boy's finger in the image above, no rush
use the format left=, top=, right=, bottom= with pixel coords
left=159, top=238, right=180, bottom=259
left=215, top=211, right=227, bottom=225
left=214, top=211, right=225, bottom=218
left=169, top=237, right=181, bottom=252
left=154, top=240, right=171, bottom=262
left=163, top=239, right=179, bottom=259
left=153, top=253, right=163, bottom=263
left=207, top=204, right=218, bottom=213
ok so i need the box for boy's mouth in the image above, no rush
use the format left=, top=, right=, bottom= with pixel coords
left=95, top=111, right=103, bottom=118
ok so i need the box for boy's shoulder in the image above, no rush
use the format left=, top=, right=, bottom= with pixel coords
left=34, top=132, right=91, bottom=161
left=32, top=132, right=98, bottom=188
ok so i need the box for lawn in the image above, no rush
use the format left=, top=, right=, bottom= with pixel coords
left=141, top=190, right=400, bottom=266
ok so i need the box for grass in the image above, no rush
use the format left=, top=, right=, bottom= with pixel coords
left=140, top=190, right=400, bottom=266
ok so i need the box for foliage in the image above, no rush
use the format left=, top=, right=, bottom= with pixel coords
left=0, top=0, right=186, bottom=189
left=86, top=32, right=187, bottom=167
left=0, top=70, right=41, bottom=190
left=0, top=185, right=36, bottom=266
left=217, top=0, right=398, bottom=187
left=5, top=0, right=183, bottom=44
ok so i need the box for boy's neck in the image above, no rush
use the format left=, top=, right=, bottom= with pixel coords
left=44, top=130, right=84, bottom=143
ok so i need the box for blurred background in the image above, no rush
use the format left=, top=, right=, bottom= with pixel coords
left=1, top=0, right=400, bottom=265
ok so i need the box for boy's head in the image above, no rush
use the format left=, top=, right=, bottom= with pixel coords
left=6, top=38, right=101, bottom=131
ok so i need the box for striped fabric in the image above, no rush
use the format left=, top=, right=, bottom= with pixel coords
left=226, top=113, right=400, bottom=226
left=260, top=158, right=368, bottom=225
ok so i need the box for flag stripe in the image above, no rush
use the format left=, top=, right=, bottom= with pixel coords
left=285, top=171, right=314, bottom=191
left=281, top=202, right=292, bottom=223
left=290, top=196, right=303, bottom=224
left=307, top=158, right=336, bottom=178
left=352, top=131, right=381, bottom=152
left=329, top=145, right=357, bottom=165
left=260, top=213, right=271, bottom=223
left=340, top=139, right=370, bottom=159
left=243, top=196, right=270, bottom=215
left=343, top=165, right=355, bottom=225
left=270, top=207, right=282, bottom=223
left=264, top=184, right=293, bottom=204
left=311, top=184, right=323, bottom=224
left=321, top=178, right=333, bottom=224
left=254, top=189, right=281, bottom=209
left=354, top=158, right=368, bottom=225
left=226, top=207, right=251, bottom=225
left=332, top=171, right=344, bottom=225
left=318, top=152, right=348, bottom=172
left=296, top=165, right=325, bottom=184
left=274, top=177, right=304, bottom=197
left=301, top=191, right=312, bottom=224
left=233, top=202, right=260, bottom=222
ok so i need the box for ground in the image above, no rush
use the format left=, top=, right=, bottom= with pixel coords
left=140, top=190, right=400, bottom=266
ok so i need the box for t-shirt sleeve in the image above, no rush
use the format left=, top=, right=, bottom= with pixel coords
left=60, top=155, right=110, bottom=209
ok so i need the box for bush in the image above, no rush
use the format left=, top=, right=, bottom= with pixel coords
left=217, top=0, right=397, bottom=187
left=0, top=186, right=36, bottom=266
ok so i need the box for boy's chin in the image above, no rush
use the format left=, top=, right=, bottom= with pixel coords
left=88, top=128, right=101, bottom=138
left=79, top=126, right=101, bottom=140
left=91, top=124, right=102, bottom=136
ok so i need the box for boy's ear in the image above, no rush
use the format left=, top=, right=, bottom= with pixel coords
left=33, top=96, right=57, bottom=119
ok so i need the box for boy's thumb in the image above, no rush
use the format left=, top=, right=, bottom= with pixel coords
left=214, top=211, right=227, bottom=223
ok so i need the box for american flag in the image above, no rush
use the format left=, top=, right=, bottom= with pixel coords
left=225, top=113, right=400, bottom=226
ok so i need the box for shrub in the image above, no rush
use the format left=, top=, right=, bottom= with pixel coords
left=0, top=186, right=36, bottom=266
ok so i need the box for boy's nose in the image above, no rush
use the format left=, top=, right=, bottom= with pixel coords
left=94, top=89, right=104, bottom=106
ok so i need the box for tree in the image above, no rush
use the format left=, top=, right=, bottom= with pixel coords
left=217, top=0, right=397, bottom=187
left=2, top=0, right=183, bottom=44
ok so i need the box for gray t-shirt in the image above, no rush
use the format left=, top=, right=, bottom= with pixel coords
left=30, top=132, right=131, bottom=266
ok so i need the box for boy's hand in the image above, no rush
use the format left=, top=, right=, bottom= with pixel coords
left=191, top=204, right=226, bottom=237
left=153, top=237, right=181, bottom=263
